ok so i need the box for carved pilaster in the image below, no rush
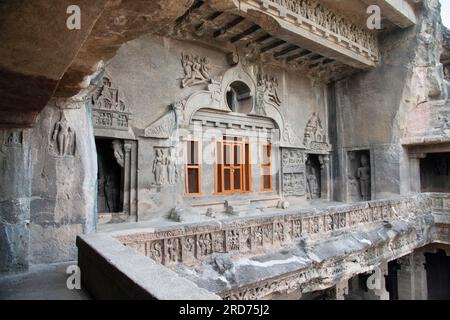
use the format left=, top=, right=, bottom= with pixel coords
left=397, top=251, right=428, bottom=300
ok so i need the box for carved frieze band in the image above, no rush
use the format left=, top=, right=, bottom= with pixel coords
left=244, top=0, right=378, bottom=61
left=116, top=195, right=435, bottom=267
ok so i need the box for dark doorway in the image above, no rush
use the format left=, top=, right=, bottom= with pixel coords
left=96, top=138, right=123, bottom=213
left=385, top=260, right=400, bottom=300
left=306, top=154, right=321, bottom=199
left=425, top=249, right=450, bottom=299
left=420, top=153, right=450, bottom=192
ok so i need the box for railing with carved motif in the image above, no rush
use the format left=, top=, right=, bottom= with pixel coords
left=115, top=194, right=436, bottom=266
left=241, top=0, right=378, bottom=62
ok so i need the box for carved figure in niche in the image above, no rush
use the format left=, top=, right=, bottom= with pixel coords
left=51, top=112, right=75, bottom=156
left=357, top=154, right=371, bottom=201
left=306, top=170, right=319, bottom=199
left=166, top=147, right=179, bottom=185
left=180, top=53, right=211, bottom=88
left=444, top=64, right=450, bottom=82
left=5, top=131, right=22, bottom=146
left=152, top=148, right=166, bottom=185
left=166, top=238, right=181, bottom=263
left=112, top=139, right=124, bottom=167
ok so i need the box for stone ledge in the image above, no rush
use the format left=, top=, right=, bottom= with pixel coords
left=76, top=234, right=220, bottom=300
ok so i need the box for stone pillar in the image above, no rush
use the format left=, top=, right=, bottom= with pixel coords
left=29, top=100, right=97, bottom=265
left=326, top=279, right=349, bottom=300
left=408, top=153, right=425, bottom=193
left=397, top=251, right=428, bottom=300
left=365, top=263, right=390, bottom=300
left=123, top=141, right=132, bottom=215
left=0, top=129, right=32, bottom=272
left=319, top=154, right=331, bottom=200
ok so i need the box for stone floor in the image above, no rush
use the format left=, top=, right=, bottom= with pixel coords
left=0, top=262, right=91, bottom=300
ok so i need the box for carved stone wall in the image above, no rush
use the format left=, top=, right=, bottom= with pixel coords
left=281, top=148, right=306, bottom=196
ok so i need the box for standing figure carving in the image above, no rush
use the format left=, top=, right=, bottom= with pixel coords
left=51, top=112, right=75, bottom=156
left=152, top=149, right=166, bottom=185
left=306, top=170, right=319, bottom=199
left=357, top=154, right=371, bottom=201
left=166, top=147, right=179, bottom=185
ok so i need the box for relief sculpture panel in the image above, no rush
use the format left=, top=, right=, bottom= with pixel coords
left=281, top=148, right=306, bottom=196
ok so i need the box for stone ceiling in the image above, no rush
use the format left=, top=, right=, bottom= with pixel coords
left=0, top=0, right=417, bottom=128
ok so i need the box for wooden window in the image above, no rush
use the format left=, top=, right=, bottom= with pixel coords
left=261, top=143, right=272, bottom=191
left=215, top=136, right=251, bottom=194
left=185, top=140, right=201, bottom=194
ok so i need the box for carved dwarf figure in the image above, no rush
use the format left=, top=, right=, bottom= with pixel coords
left=152, top=148, right=166, bottom=185
left=357, top=154, right=371, bottom=201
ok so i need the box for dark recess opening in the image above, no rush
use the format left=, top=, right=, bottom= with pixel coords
left=425, top=250, right=450, bottom=299
left=420, top=153, right=450, bottom=192
left=226, top=81, right=252, bottom=114
left=96, top=138, right=123, bottom=213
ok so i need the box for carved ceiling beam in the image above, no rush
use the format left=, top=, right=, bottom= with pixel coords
left=260, top=39, right=286, bottom=53
left=286, top=49, right=313, bottom=62
left=213, top=16, right=245, bottom=38
left=273, top=44, right=301, bottom=59
left=230, top=24, right=261, bottom=43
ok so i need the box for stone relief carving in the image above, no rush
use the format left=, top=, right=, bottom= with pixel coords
left=306, top=170, right=319, bottom=199
left=4, top=131, right=22, bottom=147
left=347, top=150, right=371, bottom=201
left=112, top=139, right=124, bottom=167
left=91, top=75, right=132, bottom=131
left=357, top=154, right=371, bottom=201
left=166, top=147, right=179, bottom=185
left=281, top=148, right=306, bottom=196
left=303, top=112, right=330, bottom=151
left=180, top=52, right=211, bottom=88
left=259, top=0, right=377, bottom=54
left=152, top=148, right=166, bottom=185
left=50, top=112, right=76, bottom=157
left=144, top=110, right=177, bottom=139
left=152, top=147, right=179, bottom=186
left=283, top=123, right=302, bottom=146
left=256, top=72, right=281, bottom=115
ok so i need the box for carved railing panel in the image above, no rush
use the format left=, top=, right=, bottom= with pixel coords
left=116, top=194, right=433, bottom=267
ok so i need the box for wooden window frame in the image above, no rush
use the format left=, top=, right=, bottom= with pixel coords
left=185, top=139, right=202, bottom=195
left=261, top=143, right=272, bottom=192
left=215, top=136, right=251, bottom=194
